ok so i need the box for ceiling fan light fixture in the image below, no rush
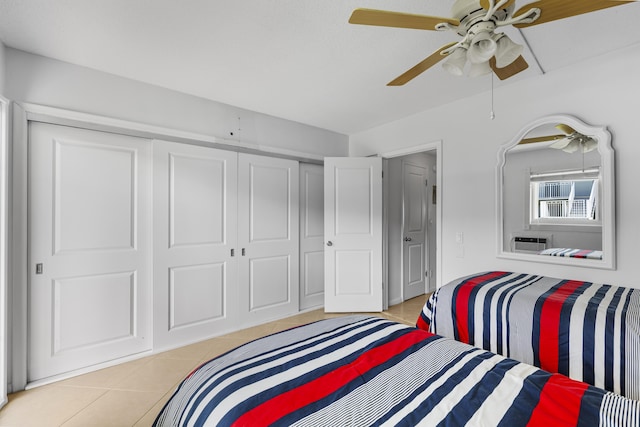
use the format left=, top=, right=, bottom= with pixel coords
left=442, top=47, right=467, bottom=76
left=467, top=31, right=497, bottom=64
left=468, top=60, right=492, bottom=77
left=494, top=34, right=524, bottom=68
left=549, top=133, right=600, bottom=154
left=581, top=137, right=598, bottom=153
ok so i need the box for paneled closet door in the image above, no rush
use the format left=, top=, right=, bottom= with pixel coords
left=238, top=154, right=299, bottom=324
left=299, top=163, right=324, bottom=310
left=153, top=140, right=238, bottom=350
left=29, top=122, right=151, bottom=382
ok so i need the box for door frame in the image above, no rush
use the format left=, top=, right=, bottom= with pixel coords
left=0, top=96, right=10, bottom=407
left=9, top=103, right=324, bottom=391
left=380, top=141, right=443, bottom=300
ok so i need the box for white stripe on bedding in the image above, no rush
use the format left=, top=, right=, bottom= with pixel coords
left=470, top=273, right=522, bottom=352
left=379, top=349, right=492, bottom=426
left=466, top=362, right=539, bottom=426
left=187, top=321, right=409, bottom=427
left=472, top=281, right=492, bottom=348
left=594, top=286, right=618, bottom=391
left=414, top=354, right=505, bottom=426
left=568, top=282, right=599, bottom=382
left=613, top=287, right=631, bottom=396
left=627, top=291, right=640, bottom=400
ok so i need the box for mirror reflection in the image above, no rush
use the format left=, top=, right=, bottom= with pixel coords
left=497, top=114, right=615, bottom=269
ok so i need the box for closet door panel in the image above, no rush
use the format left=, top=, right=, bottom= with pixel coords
left=170, top=154, right=227, bottom=247
left=169, top=263, right=225, bottom=329
left=28, top=122, right=151, bottom=382
left=300, top=163, right=324, bottom=310
left=238, top=154, right=299, bottom=324
left=249, top=255, right=290, bottom=310
left=154, top=140, right=238, bottom=349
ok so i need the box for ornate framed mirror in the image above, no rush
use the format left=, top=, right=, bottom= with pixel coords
left=496, top=114, right=615, bottom=269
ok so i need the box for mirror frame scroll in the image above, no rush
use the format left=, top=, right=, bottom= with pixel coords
left=496, top=114, right=615, bottom=269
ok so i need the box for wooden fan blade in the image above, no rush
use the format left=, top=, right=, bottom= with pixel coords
left=480, top=0, right=517, bottom=10
left=555, top=123, right=576, bottom=135
left=489, top=55, right=529, bottom=80
left=519, top=135, right=566, bottom=144
left=349, top=8, right=459, bottom=31
left=513, top=0, right=635, bottom=28
left=387, top=42, right=457, bottom=86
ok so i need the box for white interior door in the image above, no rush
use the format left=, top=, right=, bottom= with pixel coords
left=238, top=154, right=299, bottom=324
left=402, top=162, right=427, bottom=300
left=153, top=140, right=238, bottom=350
left=324, top=157, right=382, bottom=312
left=299, top=163, right=324, bottom=310
left=28, top=122, right=151, bottom=382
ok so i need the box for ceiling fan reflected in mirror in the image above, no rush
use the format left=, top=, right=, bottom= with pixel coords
left=519, top=123, right=598, bottom=153
left=349, top=0, right=635, bottom=85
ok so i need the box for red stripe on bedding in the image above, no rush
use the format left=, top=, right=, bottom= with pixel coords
left=455, top=271, right=507, bottom=343
left=231, top=329, right=433, bottom=427
left=572, top=250, right=591, bottom=259
left=538, top=280, right=584, bottom=373
left=416, top=315, right=429, bottom=331
left=527, top=374, right=589, bottom=427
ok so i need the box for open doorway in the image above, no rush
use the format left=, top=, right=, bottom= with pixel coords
left=381, top=143, right=441, bottom=307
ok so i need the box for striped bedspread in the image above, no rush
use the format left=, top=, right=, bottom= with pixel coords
left=417, top=271, right=640, bottom=400
left=154, top=315, right=640, bottom=426
left=539, top=248, right=603, bottom=259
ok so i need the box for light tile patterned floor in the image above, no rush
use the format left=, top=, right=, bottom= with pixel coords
left=0, top=295, right=428, bottom=426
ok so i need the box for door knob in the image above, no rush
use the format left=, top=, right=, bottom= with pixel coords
left=404, top=237, right=412, bottom=242
left=326, top=241, right=333, bottom=246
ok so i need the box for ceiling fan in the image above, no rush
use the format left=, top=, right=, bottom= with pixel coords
left=349, top=0, right=635, bottom=85
left=519, top=124, right=598, bottom=153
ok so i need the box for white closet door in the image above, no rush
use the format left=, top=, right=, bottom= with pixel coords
left=238, top=154, right=299, bottom=324
left=153, top=140, right=238, bottom=349
left=299, top=163, right=324, bottom=310
left=29, top=122, right=151, bottom=382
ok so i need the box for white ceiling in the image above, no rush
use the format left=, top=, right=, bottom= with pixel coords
left=0, top=1, right=639, bottom=135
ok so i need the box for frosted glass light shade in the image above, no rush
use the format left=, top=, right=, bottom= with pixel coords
left=468, top=60, right=492, bottom=77
left=442, top=48, right=467, bottom=76
left=583, top=137, right=598, bottom=153
left=467, top=32, right=496, bottom=64
left=495, top=34, right=523, bottom=68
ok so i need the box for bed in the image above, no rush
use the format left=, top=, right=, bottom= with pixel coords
left=154, top=315, right=639, bottom=426
left=538, top=248, right=603, bottom=260
left=417, top=271, right=640, bottom=400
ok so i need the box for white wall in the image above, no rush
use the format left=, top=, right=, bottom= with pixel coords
left=5, top=48, right=348, bottom=158
left=351, top=43, right=640, bottom=288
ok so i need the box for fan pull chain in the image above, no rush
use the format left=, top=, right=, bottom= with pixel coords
left=490, top=73, right=495, bottom=120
